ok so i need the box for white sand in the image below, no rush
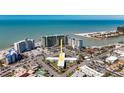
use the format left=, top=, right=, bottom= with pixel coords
left=75, top=30, right=116, bottom=37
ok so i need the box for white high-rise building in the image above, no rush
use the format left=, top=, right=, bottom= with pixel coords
left=72, top=38, right=76, bottom=49
left=68, top=37, right=83, bottom=49
left=78, top=40, right=83, bottom=48
left=14, top=38, right=35, bottom=53
left=68, top=37, right=76, bottom=48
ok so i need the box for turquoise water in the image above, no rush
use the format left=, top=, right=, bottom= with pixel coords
left=0, top=20, right=124, bottom=49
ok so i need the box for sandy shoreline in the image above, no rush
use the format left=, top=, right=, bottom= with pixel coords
left=74, top=30, right=117, bottom=39
left=75, top=30, right=116, bottom=36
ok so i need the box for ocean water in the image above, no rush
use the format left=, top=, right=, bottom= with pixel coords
left=0, top=20, right=124, bottom=49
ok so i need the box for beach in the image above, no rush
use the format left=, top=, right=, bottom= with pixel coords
left=75, top=30, right=120, bottom=40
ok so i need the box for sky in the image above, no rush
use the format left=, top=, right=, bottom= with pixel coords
left=0, top=15, right=124, bottom=20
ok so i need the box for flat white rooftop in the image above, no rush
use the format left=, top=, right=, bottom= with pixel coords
left=72, top=65, right=103, bottom=77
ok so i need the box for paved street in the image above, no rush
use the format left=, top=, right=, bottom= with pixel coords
left=62, top=61, right=86, bottom=77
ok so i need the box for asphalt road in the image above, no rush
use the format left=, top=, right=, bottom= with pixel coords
left=62, top=61, right=86, bottom=77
